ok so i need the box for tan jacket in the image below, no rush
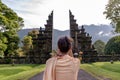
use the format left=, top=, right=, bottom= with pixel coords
left=43, top=55, right=80, bottom=80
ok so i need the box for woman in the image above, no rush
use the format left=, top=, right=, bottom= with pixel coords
left=43, top=36, right=80, bottom=80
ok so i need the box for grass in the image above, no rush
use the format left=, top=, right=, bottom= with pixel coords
left=80, top=62, right=120, bottom=80
left=0, top=62, right=120, bottom=80
left=0, top=64, right=45, bottom=80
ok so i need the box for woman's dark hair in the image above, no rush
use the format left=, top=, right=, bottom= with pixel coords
left=58, top=36, right=71, bottom=53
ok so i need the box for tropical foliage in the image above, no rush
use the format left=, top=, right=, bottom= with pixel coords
left=22, top=36, right=33, bottom=56
left=93, top=40, right=105, bottom=55
left=104, top=0, right=120, bottom=32
left=104, top=36, right=120, bottom=54
left=0, top=1, right=24, bottom=57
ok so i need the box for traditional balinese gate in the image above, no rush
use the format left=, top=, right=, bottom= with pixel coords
left=30, top=10, right=98, bottom=63
left=69, top=10, right=98, bottom=63
left=31, top=11, right=53, bottom=63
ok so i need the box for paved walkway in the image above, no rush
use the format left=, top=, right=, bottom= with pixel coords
left=29, top=69, right=99, bottom=80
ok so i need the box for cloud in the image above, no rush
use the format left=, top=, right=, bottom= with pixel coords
left=2, top=0, right=110, bottom=30
left=2, top=0, right=49, bottom=29
left=2, top=0, right=45, bottom=15
left=102, top=32, right=112, bottom=37
left=19, top=0, right=44, bottom=9
left=97, top=31, right=113, bottom=37
left=98, top=31, right=104, bottom=35
left=14, top=9, right=40, bottom=15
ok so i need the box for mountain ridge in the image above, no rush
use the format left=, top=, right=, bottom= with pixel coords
left=18, top=24, right=120, bottom=49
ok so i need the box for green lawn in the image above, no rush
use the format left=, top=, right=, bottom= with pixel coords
left=0, top=62, right=120, bottom=80
left=0, top=64, right=45, bottom=80
left=80, top=62, right=120, bottom=80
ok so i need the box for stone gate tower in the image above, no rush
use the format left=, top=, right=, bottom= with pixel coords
left=32, top=11, right=53, bottom=63
left=69, top=10, right=98, bottom=63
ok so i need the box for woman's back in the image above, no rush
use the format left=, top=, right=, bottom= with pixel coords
left=55, top=55, right=80, bottom=80
left=43, top=36, right=80, bottom=80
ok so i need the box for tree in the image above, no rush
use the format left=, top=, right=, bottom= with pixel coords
left=22, top=36, right=33, bottom=56
left=104, top=36, right=120, bottom=54
left=28, top=29, right=39, bottom=49
left=0, top=31, right=7, bottom=57
left=16, top=48, right=24, bottom=57
left=28, top=29, right=39, bottom=38
left=104, top=0, right=120, bottom=32
left=0, top=40, right=7, bottom=57
left=0, top=1, right=24, bottom=31
left=0, top=1, right=24, bottom=56
left=93, top=40, right=105, bottom=55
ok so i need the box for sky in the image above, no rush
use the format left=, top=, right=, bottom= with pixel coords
left=2, top=0, right=110, bottom=31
